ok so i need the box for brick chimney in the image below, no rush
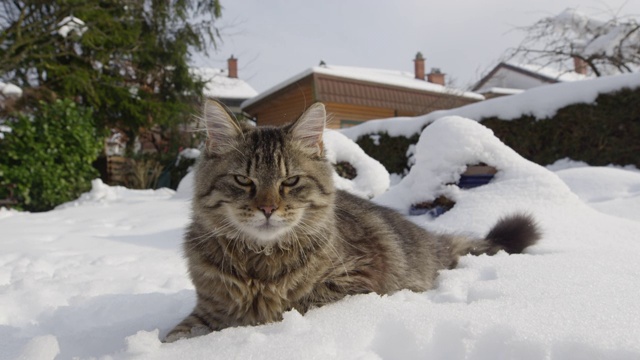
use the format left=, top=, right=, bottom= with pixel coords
left=227, top=55, right=238, bottom=78
left=573, top=56, right=588, bottom=75
left=414, top=52, right=425, bottom=80
left=427, top=68, right=445, bottom=86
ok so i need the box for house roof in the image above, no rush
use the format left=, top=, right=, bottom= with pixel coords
left=513, top=63, right=588, bottom=82
left=242, top=64, right=483, bottom=109
left=191, top=67, right=258, bottom=100
left=473, top=62, right=589, bottom=92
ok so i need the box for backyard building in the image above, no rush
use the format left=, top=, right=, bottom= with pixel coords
left=473, top=57, right=591, bottom=99
left=242, top=53, right=484, bottom=128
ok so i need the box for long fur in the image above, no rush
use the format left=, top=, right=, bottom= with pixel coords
left=164, top=101, right=541, bottom=342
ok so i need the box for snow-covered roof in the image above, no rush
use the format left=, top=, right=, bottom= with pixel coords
left=478, top=87, right=525, bottom=96
left=510, top=63, right=589, bottom=82
left=242, top=64, right=483, bottom=109
left=191, top=67, right=258, bottom=100
left=474, top=62, right=591, bottom=93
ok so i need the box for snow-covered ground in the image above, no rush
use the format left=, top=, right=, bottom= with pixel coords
left=2, top=111, right=640, bottom=359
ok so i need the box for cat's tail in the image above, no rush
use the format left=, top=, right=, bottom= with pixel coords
left=450, top=213, right=541, bottom=262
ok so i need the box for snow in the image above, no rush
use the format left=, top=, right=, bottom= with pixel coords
left=555, top=167, right=640, bottom=222
left=0, top=81, right=23, bottom=97
left=56, top=16, right=88, bottom=38
left=341, top=72, right=640, bottom=140
left=323, top=129, right=390, bottom=198
left=513, top=63, right=588, bottom=82
left=190, top=67, right=258, bottom=100
left=2, top=105, right=640, bottom=358
left=241, top=64, right=483, bottom=109
left=476, top=87, right=524, bottom=96
left=0, top=125, right=11, bottom=140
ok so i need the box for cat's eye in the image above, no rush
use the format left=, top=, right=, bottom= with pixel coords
left=234, top=175, right=253, bottom=186
left=281, top=176, right=300, bottom=187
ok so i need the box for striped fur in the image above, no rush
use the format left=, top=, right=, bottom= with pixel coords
left=164, top=101, right=541, bottom=342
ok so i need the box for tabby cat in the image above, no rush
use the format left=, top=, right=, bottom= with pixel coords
left=164, top=100, right=540, bottom=342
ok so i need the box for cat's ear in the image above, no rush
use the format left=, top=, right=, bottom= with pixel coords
left=202, top=100, right=243, bottom=154
left=289, top=103, right=326, bottom=155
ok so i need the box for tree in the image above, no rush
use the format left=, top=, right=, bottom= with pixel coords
left=0, top=0, right=223, bottom=139
left=507, top=8, right=640, bottom=76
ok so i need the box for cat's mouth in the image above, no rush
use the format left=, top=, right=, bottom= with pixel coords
left=239, top=217, right=290, bottom=243
left=257, top=222, right=276, bottom=230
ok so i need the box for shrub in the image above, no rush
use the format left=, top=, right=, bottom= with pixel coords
left=356, top=132, right=421, bottom=175
left=0, top=99, right=102, bottom=211
left=352, top=87, right=640, bottom=173
left=482, top=87, right=640, bottom=168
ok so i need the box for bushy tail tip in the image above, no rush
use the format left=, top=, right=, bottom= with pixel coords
left=485, top=213, right=541, bottom=254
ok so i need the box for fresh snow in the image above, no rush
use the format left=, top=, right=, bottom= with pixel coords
left=2, top=111, right=640, bottom=359
left=0, top=81, right=23, bottom=98
left=555, top=166, right=640, bottom=223
left=511, top=63, right=588, bottom=82
left=341, top=72, right=640, bottom=140
left=56, top=16, right=88, bottom=38
left=323, top=129, right=390, bottom=198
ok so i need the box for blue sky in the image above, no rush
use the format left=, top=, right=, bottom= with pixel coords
left=193, top=0, right=640, bottom=92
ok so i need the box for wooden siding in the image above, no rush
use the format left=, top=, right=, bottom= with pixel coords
left=243, top=72, right=480, bottom=128
left=324, top=102, right=395, bottom=129
left=243, top=76, right=315, bottom=126
left=315, top=74, right=477, bottom=117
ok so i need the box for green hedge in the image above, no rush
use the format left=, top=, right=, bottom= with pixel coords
left=0, top=99, right=102, bottom=212
left=353, top=87, right=640, bottom=173
left=356, top=132, right=421, bottom=175
left=483, top=87, right=640, bottom=168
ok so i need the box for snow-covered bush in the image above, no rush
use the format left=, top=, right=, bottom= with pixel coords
left=0, top=99, right=102, bottom=211
left=343, top=74, right=640, bottom=175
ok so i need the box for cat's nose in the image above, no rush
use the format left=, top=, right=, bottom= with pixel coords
left=258, top=205, right=277, bottom=219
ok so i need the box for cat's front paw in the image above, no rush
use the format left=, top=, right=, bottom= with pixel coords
left=163, top=325, right=212, bottom=343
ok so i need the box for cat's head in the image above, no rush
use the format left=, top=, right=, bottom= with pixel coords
left=192, top=100, right=335, bottom=246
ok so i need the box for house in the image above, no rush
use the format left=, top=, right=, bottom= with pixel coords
left=473, top=57, right=590, bottom=99
left=192, top=56, right=258, bottom=117
left=241, top=53, right=484, bottom=128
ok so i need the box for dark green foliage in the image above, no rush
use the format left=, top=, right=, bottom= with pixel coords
left=167, top=155, right=198, bottom=190
left=356, top=132, right=421, bottom=175
left=353, top=87, right=640, bottom=172
left=0, top=99, right=102, bottom=211
left=482, top=87, right=640, bottom=168
left=1, top=0, right=223, bottom=140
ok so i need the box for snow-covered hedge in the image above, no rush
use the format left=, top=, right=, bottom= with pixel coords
left=343, top=73, right=640, bottom=175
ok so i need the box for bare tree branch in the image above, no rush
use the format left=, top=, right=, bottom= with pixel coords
left=506, top=7, right=640, bottom=77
